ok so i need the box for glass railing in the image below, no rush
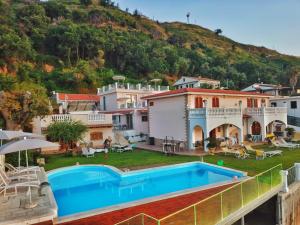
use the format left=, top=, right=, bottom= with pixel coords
left=115, top=164, right=282, bottom=225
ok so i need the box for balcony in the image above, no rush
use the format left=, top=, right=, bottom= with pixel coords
left=40, top=113, right=113, bottom=128
left=97, top=83, right=169, bottom=94
left=189, top=107, right=242, bottom=119
left=245, top=107, right=287, bottom=116
left=118, top=102, right=147, bottom=109
left=244, top=107, right=287, bottom=127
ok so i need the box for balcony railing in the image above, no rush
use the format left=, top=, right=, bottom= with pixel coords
left=41, top=113, right=112, bottom=127
left=245, top=107, right=287, bottom=116
left=189, top=108, right=242, bottom=118
left=118, top=102, right=147, bottom=109
left=115, top=165, right=282, bottom=225
left=97, top=83, right=169, bottom=94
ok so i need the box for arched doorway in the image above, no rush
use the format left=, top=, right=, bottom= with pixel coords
left=252, top=122, right=261, bottom=135
left=193, top=125, right=204, bottom=148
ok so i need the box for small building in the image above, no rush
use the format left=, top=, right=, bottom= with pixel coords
left=242, top=83, right=291, bottom=96
left=33, top=93, right=113, bottom=148
left=53, top=92, right=100, bottom=114
left=143, top=88, right=287, bottom=151
left=173, top=76, right=220, bottom=89
left=270, top=96, right=300, bottom=129
left=97, top=82, right=169, bottom=140
left=33, top=111, right=113, bottom=148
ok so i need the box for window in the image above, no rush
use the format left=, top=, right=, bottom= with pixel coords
left=90, top=132, right=103, bottom=141
left=291, top=101, right=297, bottom=109
left=194, top=97, right=203, bottom=108
left=212, top=97, right=219, bottom=108
left=149, top=101, right=154, bottom=106
left=253, top=99, right=258, bottom=108
left=247, top=98, right=252, bottom=108
left=141, top=115, right=148, bottom=122
left=103, top=96, right=106, bottom=111
left=271, top=102, right=277, bottom=107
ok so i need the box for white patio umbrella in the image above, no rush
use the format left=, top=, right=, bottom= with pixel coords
left=0, top=138, right=59, bottom=208
left=0, top=129, right=44, bottom=167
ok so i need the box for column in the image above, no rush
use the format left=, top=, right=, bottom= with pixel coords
left=238, top=128, right=244, bottom=144
left=188, top=122, right=194, bottom=150
left=280, top=170, right=289, bottom=193
left=203, top=129, right=209, bottom=152
left=224, top=124, right=229, bottom=138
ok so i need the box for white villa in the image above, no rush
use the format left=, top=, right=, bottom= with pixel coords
left=143, top=88, right=287, bottom=151
left=33, top=93, right=113, bottom=148
left=97, top=82, right=169, bottom=140
left=173, top=76, right=220, bottom=89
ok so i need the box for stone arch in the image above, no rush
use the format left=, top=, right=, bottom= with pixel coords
left=192, top=125, right=204, bottom=148
left=266, top=120, right=287, bottom=136
left=251, top=121, right=261, bottom=135
left=208, top=123, right=243, bottom=145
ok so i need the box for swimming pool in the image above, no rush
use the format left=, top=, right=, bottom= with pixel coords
left=48, top=162, right=245, bottom=217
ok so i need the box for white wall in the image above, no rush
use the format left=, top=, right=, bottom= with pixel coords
left=148, top=96, right=187, bottom=141
left=133, top=113, right=149, bottom=134
left=271, top=97, right=299, bottom=118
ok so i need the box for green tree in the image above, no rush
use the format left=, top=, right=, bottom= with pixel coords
left=47, top=120, right=87, bottom=150
left=0, top=82, right=50, bottom=130
left=80, top=0, right=92, bottom=6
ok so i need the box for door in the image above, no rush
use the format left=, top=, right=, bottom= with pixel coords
left=126, top=114, right=133, bottom=130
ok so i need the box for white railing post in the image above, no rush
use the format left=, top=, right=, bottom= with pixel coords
left=280, top=170, right=289, bottom=193
left=294, top=163, right=300, bottom=181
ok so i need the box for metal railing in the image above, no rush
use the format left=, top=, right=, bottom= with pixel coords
left=98, top=83, right=169, bottom=93
left=115, top=165, right=282, bottom=225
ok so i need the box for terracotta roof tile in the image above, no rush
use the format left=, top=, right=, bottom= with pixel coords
left=142, top=88, right=271, bottom=99
left=57, top=93, right=100, bottom=102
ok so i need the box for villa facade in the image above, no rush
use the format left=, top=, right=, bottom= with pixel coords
left=32, top=93, right=113, bottom=148
left=143, top=88, right=287, bottom=151
left=97, top=83, right=169, bottom=139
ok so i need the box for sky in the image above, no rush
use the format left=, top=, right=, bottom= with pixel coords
left=114, top=0, right=300, bottom=56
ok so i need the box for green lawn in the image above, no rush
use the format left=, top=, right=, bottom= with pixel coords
left=43, top=147, right=300, bottom=176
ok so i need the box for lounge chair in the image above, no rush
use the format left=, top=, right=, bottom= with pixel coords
left=5, top=163, right=40, bottom=178
left=220, top=147, right=236, bottom=155
left=264, top=150, right=282, bottom=157
left=245, top=144, right=282, bottom=159
left=113, top=144, right=135, bottom=153
left=272, top=139, right=296, bottom=149
left=235, top=149, right=249, bottom=159
left=90, top=148, right=108, bottom=154
left=279, top=138, right=300, bottom=148
left=0, top=170, right=40, bottom=197
left=81, top=147, right=95, bottom=157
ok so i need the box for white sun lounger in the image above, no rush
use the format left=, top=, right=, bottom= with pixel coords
left=279, top=139, right=300, bottom=148
left=82, top=147, right=95, bottom=157
left=272, top=140, right=296, bottom=149
left=5, top=163, right=40, bottom=178
left=264, top=150, right=282, bottom=157
left=0, top=170, right=40, bottom=197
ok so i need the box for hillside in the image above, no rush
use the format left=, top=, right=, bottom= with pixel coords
left=0, top=0, right=300, bottom=95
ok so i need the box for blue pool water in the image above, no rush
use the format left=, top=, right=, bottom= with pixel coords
left=48, top=162, right=244, bottom=217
